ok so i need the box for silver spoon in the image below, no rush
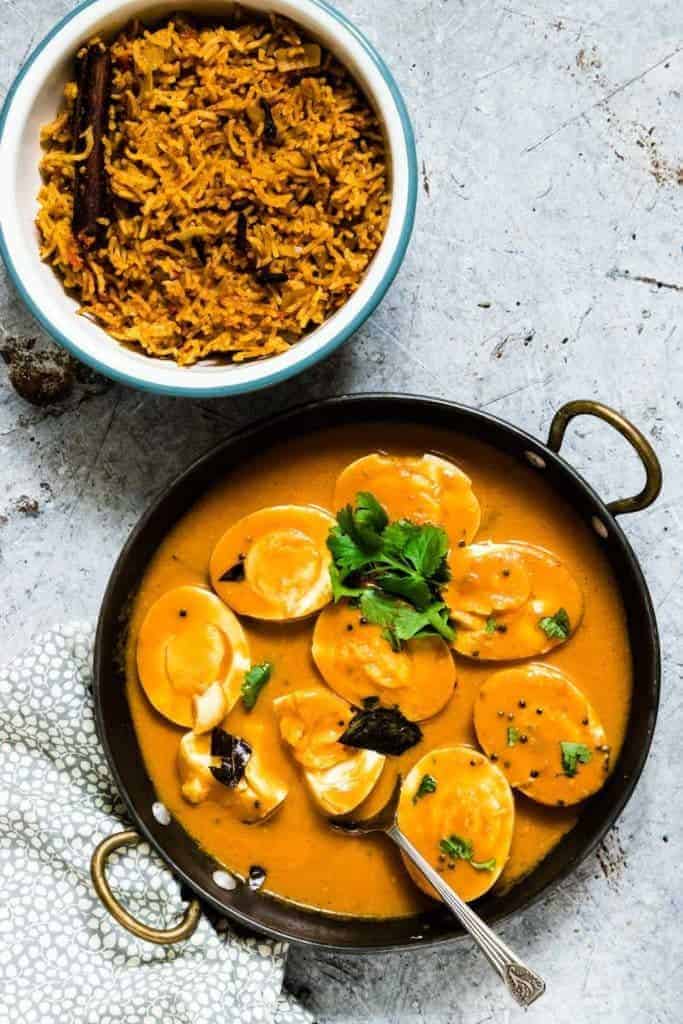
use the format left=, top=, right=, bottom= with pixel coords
left=329, top=777, right=545, bottom=1008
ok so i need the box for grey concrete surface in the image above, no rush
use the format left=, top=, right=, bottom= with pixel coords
left=1, top=0, right=682, bottom=1021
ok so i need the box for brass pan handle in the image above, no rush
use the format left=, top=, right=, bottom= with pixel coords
left=547, top=400, right=662, bottom=516
left=91, top=829, right=201, bottom=945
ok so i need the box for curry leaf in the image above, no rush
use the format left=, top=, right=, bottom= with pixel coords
left=362, top=696, right=380, bottom=709
left=507, top=726, right=520, bottom=746
left=219, top=561, right=245, bottom=582
left=339, top=707, right=422, bottom=755
left=210, top=731, right=252, bottom=787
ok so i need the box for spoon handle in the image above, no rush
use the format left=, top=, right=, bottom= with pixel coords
left=387, top=824, right=545, bottom=1008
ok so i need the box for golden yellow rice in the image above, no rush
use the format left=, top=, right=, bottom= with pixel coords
left=36, top=14, right=389, bottom=365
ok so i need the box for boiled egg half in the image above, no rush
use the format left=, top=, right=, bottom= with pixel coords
left=177, top=730, right=287, bottom=823
left=397, top=746, right=514, bottom=902
left=136, top=584, right=250, bottom=728
left=274, top=688, right=385, bottom=816
left=312, top=600, right=456, bottom=722
left=445, top=542, right=583, bottom=660
left=334, top=453, right=481, bottom=546
left=209, top=505, right=335, bottom=621
left=474, top=663, right=609, bottom=806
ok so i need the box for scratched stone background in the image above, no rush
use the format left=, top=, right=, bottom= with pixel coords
left=1, top=0, right=682, bottom=1021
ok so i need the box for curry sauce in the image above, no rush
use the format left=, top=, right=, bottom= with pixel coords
left=125, top=423, right=632, bottom=918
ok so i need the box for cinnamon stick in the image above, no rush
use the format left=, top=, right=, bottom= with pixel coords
left=71, top=42, right=112, bottom=248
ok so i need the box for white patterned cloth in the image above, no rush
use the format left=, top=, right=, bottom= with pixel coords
left=0, top=623, right=312, bottom=1024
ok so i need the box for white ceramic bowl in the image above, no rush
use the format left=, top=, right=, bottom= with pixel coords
left=0, top=0, right=416, bottom=397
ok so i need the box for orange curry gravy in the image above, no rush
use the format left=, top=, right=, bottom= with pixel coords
left=125, top=423, right=632, bottom=918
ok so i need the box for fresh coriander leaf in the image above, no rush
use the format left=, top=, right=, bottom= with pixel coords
left=403, top=524, right=449, bottom=578
left=334, top=493, right=387, bottom=553
left=375, top=571, right=433, bottom=609
left=325, top=492, right=455, bottom=640
left=538, top=607, right=571, bottom=641
left=360, top=590, right=431, bottom=645
left=359, top=591, right=454, bottom=647
left=241, top=662, right=272, bottom=710
left=439, top=834, right=473, bottom=861
left=507, top=726, right=520, bottom=746
left=339, top=707, right=422, bottom=755
left=329, top=564, right=365, bottom=603
left=381, top=519, right=422, bottom=559
left=485, top=616, right=497, bottom=634
left=471, top=857, right=497, bottom=872
left=439, top=834, right=496, bottom=871
left=381, top=520, right=450, bottom=583
left=327, top=525, right=368, bottom=578
left=384, top=628, right=403, bottom=653
left=336, top=503, right=355, bottom=533
left=353, top=491, right=388, bottom=549
left=359, top=589, right=404, bottom=629
left=423, top=602, right=456, bottom=643
left=560, top=741, right=592, bottom=777
left=431, top=558, right=451, bottom=585
left=413, top=773, right=437, bottom=803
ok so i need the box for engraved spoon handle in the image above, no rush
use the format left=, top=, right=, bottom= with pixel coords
left=387, top=824, right=546, bottom=1008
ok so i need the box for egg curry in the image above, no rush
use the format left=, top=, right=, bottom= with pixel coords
left=126, top=424, right=632, bottom=919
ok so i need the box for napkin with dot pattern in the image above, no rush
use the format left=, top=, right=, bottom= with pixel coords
left=0, top=623, right=312, bottom=1024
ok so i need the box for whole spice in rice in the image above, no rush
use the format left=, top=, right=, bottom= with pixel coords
left=36, top=14, right=389, bottom=367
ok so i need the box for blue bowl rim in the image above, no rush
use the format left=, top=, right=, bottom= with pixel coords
left=0, top=0, right=418, bottom=398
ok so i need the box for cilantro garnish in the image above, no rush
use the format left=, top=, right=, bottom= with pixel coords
left=359, top=590, right=454, bottom=651
left=538, top=608, right=571, bottom=640
left=471, top=856, right=498, bottom=871
left=485, top=616, right=498, bottom=634
left=440, top=834, right=472, bottom=860
left=413, top=774, right=437, bottom=803
left=507, top=726, right=520, bottom=746
left=439, top=834, right=496, bottom=871
left=560, top=741, right=592, bottom=776
left=327, top=492, right=454, bottom=648
left=241, top=662, right=272, bottom=710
